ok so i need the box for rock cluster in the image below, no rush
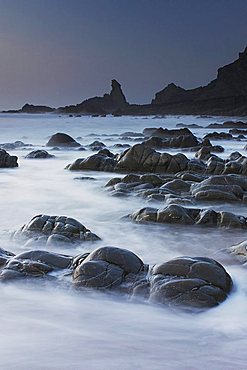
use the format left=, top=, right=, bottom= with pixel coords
left=0, top=245, right=233, bottom=311
left=129, top=204, right=247, bottom=229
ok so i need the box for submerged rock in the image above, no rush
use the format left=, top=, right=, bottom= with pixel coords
left=25, top=150, right=54, bottom=159
left=13, top=214, right=101, bottom=246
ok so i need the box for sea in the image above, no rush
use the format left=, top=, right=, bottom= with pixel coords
left=0, top=113, right=246, bottom=370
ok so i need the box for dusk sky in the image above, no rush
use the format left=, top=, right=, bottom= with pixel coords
left=0, top=0, right=246, bottom=110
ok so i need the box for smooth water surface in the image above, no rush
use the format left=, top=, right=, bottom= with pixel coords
left=0, top=113, right=247, bottom=370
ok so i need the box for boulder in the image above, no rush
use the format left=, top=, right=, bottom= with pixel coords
left=72, top=246, right=145, bottom=289
left=25, top=150, right=54, bottom=159
left=0, top=250, right=72, bottom=280
left=0, top=149, right=18, bottom=168
left=13, top=214, right=100, bottom=246
left=149, top=256, right=232, bottom=310
left=46, top=133, right=81, bottom=147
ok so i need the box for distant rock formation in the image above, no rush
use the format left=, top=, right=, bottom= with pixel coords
left=149, top=47, right=247, bottom=115
left=58, top=79, right=128, bottom=114
left=3, top=47, right=247, bottom=116
left=3, top=103, right=54, bottom=114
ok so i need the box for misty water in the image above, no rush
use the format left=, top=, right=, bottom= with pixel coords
left=0, top=113, right=247, bottom=370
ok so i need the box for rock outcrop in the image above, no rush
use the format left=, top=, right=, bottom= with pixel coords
left=58, top=79, right=128, bottom=114
left=150, top=47, right=247, bottom=116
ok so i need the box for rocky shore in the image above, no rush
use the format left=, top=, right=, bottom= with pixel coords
left=2, top=116, right=247, bottom=314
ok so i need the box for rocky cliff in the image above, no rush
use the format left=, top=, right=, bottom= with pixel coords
left=148, top=47, right=247, bottom=115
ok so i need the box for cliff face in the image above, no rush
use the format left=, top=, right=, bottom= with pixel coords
left=58, top=79, right=128, bottom=114
left=149, top=47, right=247, bottom=115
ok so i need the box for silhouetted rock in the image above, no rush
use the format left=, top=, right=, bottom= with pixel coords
left=149, top=47, right=247, bottom=115
left=58, top=79, right=128, bottom=114
left=3, top=103, right=54, bottom=113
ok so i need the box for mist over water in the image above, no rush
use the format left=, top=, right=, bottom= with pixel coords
left=0, top=114, right=247, bottom=369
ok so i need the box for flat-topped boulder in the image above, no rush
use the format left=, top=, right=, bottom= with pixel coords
left=13, top=214, right=100, bottom=247
left=46, top=133, right=81, bottom=147
left=0, top=149, right=18, bottom=168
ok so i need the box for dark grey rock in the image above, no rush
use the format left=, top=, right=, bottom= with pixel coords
left=73, top=246, right=144, bottom=289
left=149, top=256, right=232, bottom=310
left=46, top=133, right=81, bottom=147
left=13, top=214, right=101, bottom=246
left=0, top=250, right=72, bottom=280
left=25, top=150, right=54, bottom=159
left=129, top=204, right=247, bottom=229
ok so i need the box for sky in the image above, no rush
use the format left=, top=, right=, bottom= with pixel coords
left=0, top=0, right=246, bottom=110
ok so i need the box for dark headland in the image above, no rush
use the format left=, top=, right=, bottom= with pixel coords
left=4, top=46, right=247, bottom=116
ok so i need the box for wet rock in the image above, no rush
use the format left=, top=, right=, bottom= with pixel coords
left=207, top=121, right=247, bottom=129
left=0, top=140, right=33, bottom=150
left=149, top=256, right=232, bottom=310
left=116, top=144, right=189, bottom=173
left=88, top=141, right=106, bottom=151
left=195, top=147, right=214, bottom=161
left=72, top=246, right=145, bottom=289
left=25, top=150, right=54, bottom=159
left=46, top=133, right=81, bottom=147
left=0, top=250, right=72, bottom=280
left=0, top=149, right=18, bottom=168
left=191, top=175, right=247, bottom=201
left=204, top=132, right=233, bottom=140
left=0, top=248, right=15, bottom=268
left=67, top=152, right=116, bottom=171
left=227, top=240, right=247, bottom=264
left=13, top=214, right=101, bottom=246
left=160, top=179, right=191, bottom=194
left=129, top=204, right=247, bottom=229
